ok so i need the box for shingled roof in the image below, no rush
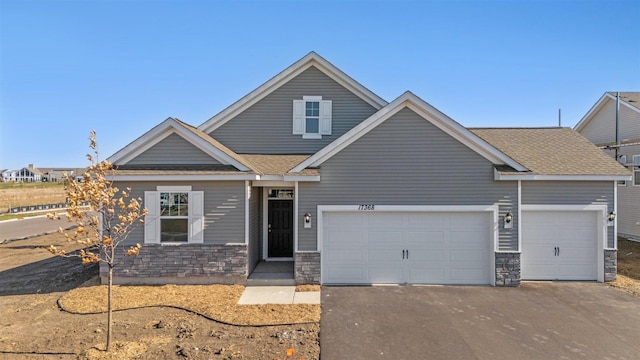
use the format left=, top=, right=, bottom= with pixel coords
left=607, top=92, right=640, bottom=110
left=470, top=127, right=631, bottom=177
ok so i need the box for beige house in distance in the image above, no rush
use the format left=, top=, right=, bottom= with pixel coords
left=575, top=92, right=640, bottom=241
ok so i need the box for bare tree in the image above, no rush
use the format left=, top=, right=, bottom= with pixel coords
left=48, top=131, right=147, bottom=351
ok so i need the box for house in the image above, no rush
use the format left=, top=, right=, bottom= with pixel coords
left=40, top=167, right=87, bottom=183
left=2, top=164, right=42, bottom=182
left=575, top=92, right=640, bottom=241
left=104, top=52, right=630, bottom=287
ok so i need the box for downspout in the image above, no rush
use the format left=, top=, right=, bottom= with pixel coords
left=615, top=92, right=620, bottom=160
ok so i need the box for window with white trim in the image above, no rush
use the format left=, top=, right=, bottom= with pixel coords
left=633, top=155, right=640, bottom=186
left=144, top=186, right=204, bottom=244
left=293, top=96, right=332, bottom=139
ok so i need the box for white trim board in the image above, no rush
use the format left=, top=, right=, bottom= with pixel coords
left=520, top=204, right=608, bottom=282
left=198, top=52, right=388, bottom=134
left=292, top=92, right=527, bottom=173
left=495, top=171, right=632, bottom=181
left=107, top=117, right=250, bottom=171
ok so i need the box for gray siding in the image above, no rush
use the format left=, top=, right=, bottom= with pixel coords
left=248, top=187, right=261, bottom=271
left=114, top=181, right=245, bottom=246
left=210, top=66, right=379, bottom=154
left=580, top=99, right=640, bottom=144
left=617, top=144, right=640, bottom=239
left=127, top=133, right=221, bottom=165
left=298, top=107, right=518, bottom=251
left=521, top=181, right=615, bottom=248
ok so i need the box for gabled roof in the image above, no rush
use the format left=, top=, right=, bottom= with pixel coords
left=574, top=92, right=640, bottom=132
left=107, top=117, right=253, bottom=171
left=471, top=128, right=631, bottom=180
left=198, top=51, right=388, bottom=134
left=290, top=91, right=528, bottom=173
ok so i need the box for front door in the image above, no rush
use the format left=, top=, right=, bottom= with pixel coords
left=268, top=200, right=294, bottom=258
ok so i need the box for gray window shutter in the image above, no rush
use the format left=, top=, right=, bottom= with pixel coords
left=320, top=100, right=332, bottom=135
left=144, top=191, right=160, bottom=244
left=292, top=100, right=304, bottom=134
left=189, top=191, right=204, bottom=243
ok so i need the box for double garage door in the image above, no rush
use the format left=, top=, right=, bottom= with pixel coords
left=322, top=211, right=492, bottom=285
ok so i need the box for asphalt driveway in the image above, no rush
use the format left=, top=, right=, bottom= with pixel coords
left=320, top=283, right=640, bottom=359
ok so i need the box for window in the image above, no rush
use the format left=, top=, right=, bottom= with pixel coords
left=160, top=192, right=189, bottom=242
left=144, top=186, right=204, bottom=244
left=293, top=96, right=332, bottom=139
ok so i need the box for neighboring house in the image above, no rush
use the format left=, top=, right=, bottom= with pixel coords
left=575, top=92, right=640, bottom=241
left=2, top=164, right=42, bottom=182
left=40, top=167, right=86, bottom=182
left=105, top=52, right=630, bottom=287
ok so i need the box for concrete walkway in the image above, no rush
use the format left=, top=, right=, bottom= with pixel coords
left=238, top=286, right=320, bottom=305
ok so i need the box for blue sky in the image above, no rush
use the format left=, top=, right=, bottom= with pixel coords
left=1, top=0, right=639, bottom=170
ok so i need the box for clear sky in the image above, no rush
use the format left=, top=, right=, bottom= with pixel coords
left=1, top=0, right=639, bottom=170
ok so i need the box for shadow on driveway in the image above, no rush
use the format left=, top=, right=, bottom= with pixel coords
left=320, top=283, right=640, bottom=359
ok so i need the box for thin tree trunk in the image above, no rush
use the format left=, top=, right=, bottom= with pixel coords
left=106, top=263, right=113, bottom=352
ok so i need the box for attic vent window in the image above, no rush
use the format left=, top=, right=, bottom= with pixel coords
left=293, top=96, right=332, bottom=139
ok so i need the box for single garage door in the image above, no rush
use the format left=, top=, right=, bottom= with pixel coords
left=322, top=211, right=492, bottom=284
left=521, top=211, right=598, bottom=280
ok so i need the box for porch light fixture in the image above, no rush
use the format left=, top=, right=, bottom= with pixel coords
left=304, top=213, right=312, bottom=229
left=504, top=212, right=513, bottom=224
left=608, top=211, right=616, bottom=222
left=504, top=212, right=513, bottom=229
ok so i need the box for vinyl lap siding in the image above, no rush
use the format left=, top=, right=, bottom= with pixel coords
left=521, top=181, right=615, bottom=248
left=210, top=66, right=379, bottom=154
left=298, top=107, right=518, bottom=251
left=127, top=133, right=221, bottom=165
left=618, top=144, right=640, bottom=239
left=580, top=100, right=640, bottom=144
left=113, top=181, right=245, bottom=246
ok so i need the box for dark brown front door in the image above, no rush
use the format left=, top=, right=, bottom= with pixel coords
left=268, top=200, right=294, bottom=258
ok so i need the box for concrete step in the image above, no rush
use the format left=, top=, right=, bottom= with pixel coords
left=246, top=278, right=297, bottom=286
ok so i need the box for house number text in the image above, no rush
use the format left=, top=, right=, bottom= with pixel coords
left=358, top=204, right=375, bottom=210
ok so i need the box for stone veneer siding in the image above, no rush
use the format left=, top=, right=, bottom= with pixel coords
left=604, top=249, right=617, bottom=282
left=495, top=252, right=521, bottom=287
left=295, top=252, right=320, bottom=285
left=101, top=244, right=248, bottom=285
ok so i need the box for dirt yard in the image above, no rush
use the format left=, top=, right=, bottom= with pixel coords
left=610, top=237, right=640, bottom=296
left=0, top=233, right=320, bottom=359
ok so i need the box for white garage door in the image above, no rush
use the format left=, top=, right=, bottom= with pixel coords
left=322, top=211, right=492, bottom=285
left=521, top=211, right=598, bottom=280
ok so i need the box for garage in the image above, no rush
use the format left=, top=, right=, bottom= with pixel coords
left=321, top=210, right=493, bottom=285
left=521, top=210, right=600, bottom=281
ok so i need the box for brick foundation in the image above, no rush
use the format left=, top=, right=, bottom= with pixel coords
left=495, top=252, right=521, bottom=287
left=295, top=252, right=320, bottom=285
left=101, top=243, right=248, bottom=285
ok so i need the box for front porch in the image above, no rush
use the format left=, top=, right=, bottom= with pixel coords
left=247, top=261, right=296, bottom=286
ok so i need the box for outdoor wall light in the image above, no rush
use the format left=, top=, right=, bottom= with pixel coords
left=504, top=212, right=513, bottom=229
left=504, top=212, right=513, bottom=223
left=608, top=211, right=616, bottom=222
left=304, top=213, right=312, bottom=229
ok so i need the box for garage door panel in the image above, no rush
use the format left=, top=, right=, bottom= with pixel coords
left=325, top=249, right=364, bottom=264
left=408, top=213, right=448, bottom=226
left=368, top=231, right=403, bottom=248
left=449, top=232, right=487, bottom=249
left=369, top=213, right=404, bottom=226
left=326, top=267, right=365, bottom=283
left=406, top=231, right=445, bottom=248
left=325, top=213, right=364, bottom=227
left=408, top=248, right=446, bottom=262
left=325, top=229, right=364, bottom=248
left=406, top=267, right=445, bottom=283
left=450, top=268, right=488, bottom=283
left=368, top=249, right=402, bottom=263
left=368, top=267, right=404, bottom=283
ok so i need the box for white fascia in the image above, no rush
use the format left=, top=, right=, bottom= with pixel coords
left=198, top=52, right=388, bottom=134
left=108, top=174, right=259, bottom=181
left=292, top=92, right=527, bottom=173
left=495, top=171, right=632, bottom=181
left=108, top=118, right=250, bottom=171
